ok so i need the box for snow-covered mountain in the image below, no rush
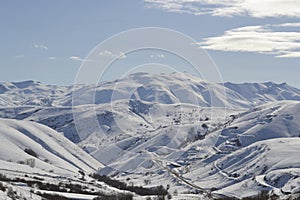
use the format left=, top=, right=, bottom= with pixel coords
left=1, top=72, right=300, bottom=108
left=0, top=80, right=71, bottom=107
left=1, top=73, right=300, bottom=199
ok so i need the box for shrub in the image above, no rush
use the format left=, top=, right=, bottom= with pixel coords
left=24, top=148, right=38, bottom=158
left=17, top=160, right=25, bottom=165
left=202, top=123, right=208, bottom=129
left=0, top=174, right=10, bottom=181
left=0, top=182, right=6, bottom=192
left=25, top=158, right=35, bottom=168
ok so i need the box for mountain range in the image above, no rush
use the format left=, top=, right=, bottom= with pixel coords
left=0, top=72, right=300, bottom=199
left=1, top=72, right=300, bottom=108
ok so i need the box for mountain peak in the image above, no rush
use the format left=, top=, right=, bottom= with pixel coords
left=11, top=80, right=39, bottom=88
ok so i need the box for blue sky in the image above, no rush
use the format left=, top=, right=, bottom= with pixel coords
left=1, top=0, right=300, bottom=87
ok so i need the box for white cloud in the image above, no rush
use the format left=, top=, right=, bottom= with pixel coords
left=69, top=56, right=84, bottom=61
left=274, top=23, right=300, bottom=27
left=98, top=51, right=127, bottom=59
left=34, top=44, right=48, bottom=50
left=198, top=23, right=300, bottom=58
left=150, top=54, right=165, bottom=58
left=48, top=57, right=56, bottom=60
left=144, top=0, right=300, bottom=18
left=276, top=52, right=300, bottom=58
left=69, top=56, right=96, bottom=62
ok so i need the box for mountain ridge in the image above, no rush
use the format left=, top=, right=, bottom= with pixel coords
left=1, top=72, right=300, bottom=109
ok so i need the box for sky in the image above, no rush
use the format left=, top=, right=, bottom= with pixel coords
left=1, top=0, right=300, bottom=87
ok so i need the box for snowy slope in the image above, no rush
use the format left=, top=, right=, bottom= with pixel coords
left=0, top=100, right=233, bottom=143
left=214, top=100, right=300, bottom=151
left=167, top=101, right=300, bottom=198
left=203, top=138, right=300, bottom=198
left=225, top=81, right=300, bottom=106
left=92, top=101, right=300, bottom=198
left=0, top=118, right=103, bottom=175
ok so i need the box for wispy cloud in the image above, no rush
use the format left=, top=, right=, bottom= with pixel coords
left=98, top=50, right=126, bottom=59
left=70, top=51, right=127, bottom=62
left=150, top=54, right=165, bottom=58
left=274, top=23, right=300, bottom=27
left=198, top=23, right=300, bottom=58
left=48, top=57, right=56, bottom=60
left=69, top=56, right=85, bottom=61
left=276, top=52, right=300, bottom=58
left=34, top=44, right=48, bottom=50
left=69, top=56, right=96, bottom=62
left=144, top=0, right=300, bottom=18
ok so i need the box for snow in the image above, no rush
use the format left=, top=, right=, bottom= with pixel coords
left=1, top=72, right=300, bottom=109
left=214, top=101, right=300, bottom=149
left=0, top=72, right=300, bottom=199
left=0, top=118, right=103, bottom=175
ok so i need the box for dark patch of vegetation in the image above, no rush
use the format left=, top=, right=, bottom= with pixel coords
left=93, top=193, right=133, bottom=200
left=0, top=182, right=6, bottom=192
left=36, top=191, right=69, bottom=200
left=0, top=174, right=10, bottom=181
left=92, top=174, right=168, bottom=196
left=7, top=187, right=18, bottom=199
left=24, top=148, right=38, bottom=158
left=17, top=160, right=26, bottom=164
left=202, top=123, right=208, bottom=129
left=0, top=173, right=168, bottom=199
left=0, top=174, right=96, bottom=195
left=79, top=170, right=86, bottom=180
left=33, top=176, right=44, bottom=181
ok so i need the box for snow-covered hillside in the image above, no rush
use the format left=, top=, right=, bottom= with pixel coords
left=186, top=138, right=300, bottom=199
left=0, top=119, right=141, bottom=200
left=214, top=100, right=300, bottom=150
left=0, top=118, right=103, bottom=175
left=0, top=100, right=233, bottom=143
left=93, top=101, right=300, bottom=199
